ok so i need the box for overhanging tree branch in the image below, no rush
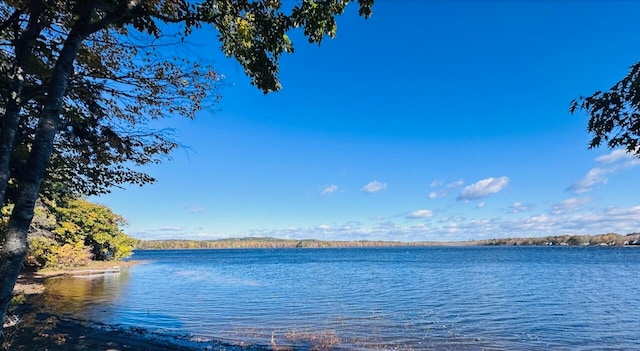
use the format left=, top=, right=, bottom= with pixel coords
left=0, top=0, right=375, bottom=332
left=571, top=62, right=640, bottom=156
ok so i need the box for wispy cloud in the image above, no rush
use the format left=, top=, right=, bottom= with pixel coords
left=595, top=149, right=636, bottom=164
left=508, top=202, right=532, bottom=214
left=458, top=176, right=510, bottom=201
left=476, top=202, right=486, bottom=209
left=317, top=224, right=331, bottom=230
left=375, top=221, right=399, bottom=230
left=569, top=168, right=610, bottom=194
left=189, top=206, right=205, bottom=213
left=361, top=180, right=387, bottom=194
left=244, top=204, right=640, bottom=242
left=320, top=184, right=339, bottom=197
left=570, top=149, right=640, bottom=194
left=428, top=179, right=464, bottom=199
left=551, top=197, right=591, bottom=215
left=180, top=203, right=205, bottom=214
left=446, top=179, right=465, bottom=189
left=406, top=209, right=434, bottom=219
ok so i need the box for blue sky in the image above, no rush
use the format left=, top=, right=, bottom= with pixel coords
left=93, top=1, right=640, bottom=241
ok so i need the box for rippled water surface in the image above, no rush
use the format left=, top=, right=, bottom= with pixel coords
left=43, top=247, right=640, bottom=350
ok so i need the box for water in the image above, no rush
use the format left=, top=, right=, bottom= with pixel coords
left=42, top=246, right=640, bottom=350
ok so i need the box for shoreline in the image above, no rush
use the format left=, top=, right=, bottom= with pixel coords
left=5, top=260, right=264, bottom=351
left=12, top=260, right=144, bottom=296
left=6, top=247, right=636, bottom=350
left=135, top=233, right=640, bottom=250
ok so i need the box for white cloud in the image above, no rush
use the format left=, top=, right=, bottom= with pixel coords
left=551, top=197, right=591, bottom=215
left=446, top=179, right=465, bottom=189
left=570, top=150, right=640, bottom=194
left=246, top=204, right=640, bottom=242
left=476, top=202, right=486, bottom=209
left=427, top=179, right=463, bottom=199
left=569, top=167, right=609, bottom=194
left=458, top=176, right=510, bottom=200
left=375, top=221, right=398, bottom=230
left=361, top=180, right=387, bottom=194
left=317, top=224, right=331, bottom=230
left=406, top=209, right=434, bottom=219
left=508, top=202, right=532, bottom=214
left=438, top=216, right=466, bottom=224
left=320, top=184, right=339, bottom=197
left=596, top=149, right=636, bottom=164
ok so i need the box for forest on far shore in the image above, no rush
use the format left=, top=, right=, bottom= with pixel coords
left=135, top=233, right=640, bottom=250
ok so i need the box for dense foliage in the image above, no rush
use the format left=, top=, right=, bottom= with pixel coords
left=52, top=199, right=134, bottom=261
left=2, top=198, right=135, bottom=268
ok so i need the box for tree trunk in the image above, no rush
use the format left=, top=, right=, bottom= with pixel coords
left=0, top=25, right=87, bottom=332
left=0, top=3, right=45, bottom=206
left=0, top=199, right=31, bottom=331
left=0, top=101, right=21, bottom=206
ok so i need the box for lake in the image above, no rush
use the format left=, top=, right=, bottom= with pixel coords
left=42, top=246, right=640, bottom=350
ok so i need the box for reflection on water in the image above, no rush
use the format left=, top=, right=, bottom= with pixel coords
left=40, top=247, right=640, bottom=350
left=43, top=269, right=130, bottom=317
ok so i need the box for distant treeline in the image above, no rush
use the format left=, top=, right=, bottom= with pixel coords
left=482, top=233, right=640, bottom=246
left=134, top=237, right=450, bottom=249
left=135, top=233, right=640, bottom=250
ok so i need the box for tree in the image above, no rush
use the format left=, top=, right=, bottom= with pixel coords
left=0, top=0, right=374, bottom=330
left=55, top=198, right=135, bottom=261
left=570, top=62, right=640, bottom=155
left=24, top=198, right=136, bottom=267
